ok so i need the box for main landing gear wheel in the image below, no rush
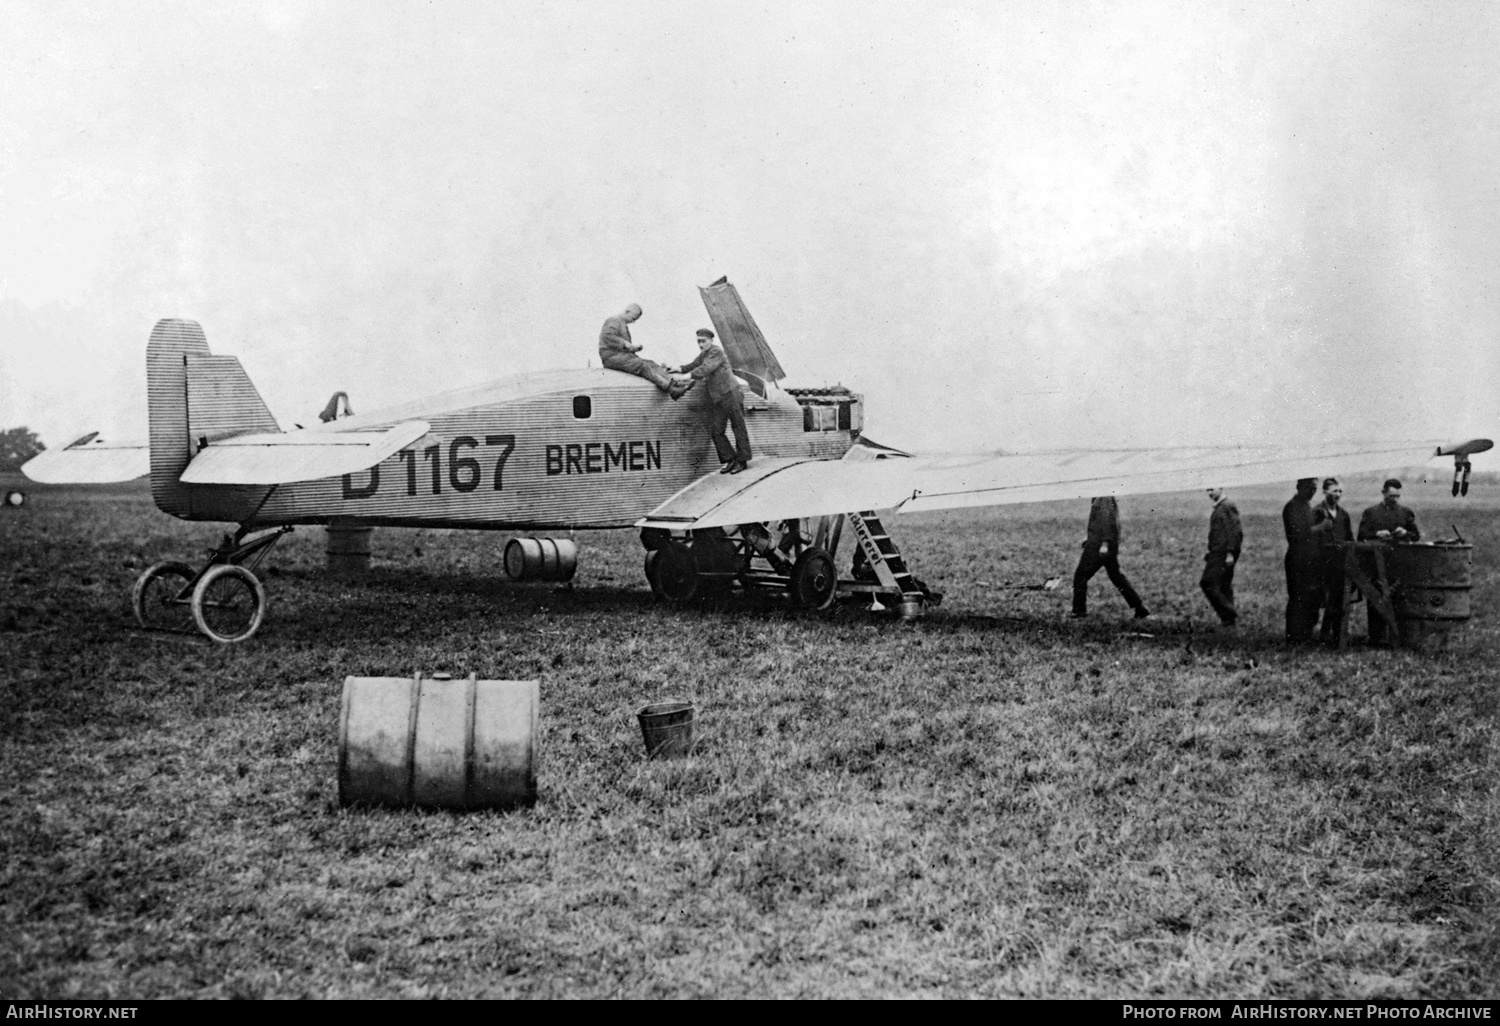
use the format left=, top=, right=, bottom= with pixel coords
left=654, top=543, right=700, bottom=603
left=191, top=564, right=267, bottom=644
left=131, top=561, right=197, bottom=632
left=643, top=550, right=668, bottom=601
left=791, top=547, right=837, bottom=611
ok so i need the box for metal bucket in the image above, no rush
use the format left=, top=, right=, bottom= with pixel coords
left=637, top=701, right=694, bottom=758
left=504, top=537, right=578, bottom=582
left=1383, top=542, right=1472, bottom=649
left=326, top=525, right=373, bottom=575
left=338, top=674, right=538, bottom=810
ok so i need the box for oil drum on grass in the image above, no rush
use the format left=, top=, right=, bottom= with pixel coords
left=1383, top=542, right=1472, bottom=650
left=503, top=537, right=578, bottom=582
left=338, top=675, right=538, bottom=810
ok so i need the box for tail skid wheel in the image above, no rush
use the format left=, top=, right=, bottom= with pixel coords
left=655, top=544, right=700, bottom=603
left=191, top=564, right=267, bottom=644
left=131, top=561, right=196, bottom=632
left=791, top=547, right=837, bottom=611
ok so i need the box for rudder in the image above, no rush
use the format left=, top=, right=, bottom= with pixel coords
left=147, top=319, right=279, bottom=518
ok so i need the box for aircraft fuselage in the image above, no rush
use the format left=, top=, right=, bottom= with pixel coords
left=190, top=368, right=862, bottom=530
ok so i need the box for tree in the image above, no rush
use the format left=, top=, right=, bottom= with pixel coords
left=0, top=427, right=44, bottom=472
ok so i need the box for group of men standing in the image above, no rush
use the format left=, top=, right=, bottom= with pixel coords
left=1282, top=476, right=1419, bottom=645
left=599, top=304, right=753, bottom=474
left=1072, top=477, right=1421, bottom=643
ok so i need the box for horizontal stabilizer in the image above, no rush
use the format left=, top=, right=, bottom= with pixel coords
left=178, top=420, right=430, bottom=485
left=21, top=433, right=150, bottom=483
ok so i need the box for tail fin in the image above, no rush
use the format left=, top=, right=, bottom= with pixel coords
left=147, top=319, right=278, bottom=517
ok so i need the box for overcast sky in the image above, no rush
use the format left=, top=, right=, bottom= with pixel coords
left=3, top=0, right=1497, bottom=454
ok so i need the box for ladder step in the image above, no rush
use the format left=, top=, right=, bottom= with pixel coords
left=848, top=512, right=928, bottom=596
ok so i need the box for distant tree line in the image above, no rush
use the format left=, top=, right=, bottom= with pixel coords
left=0, top=427, right=44, bottom=471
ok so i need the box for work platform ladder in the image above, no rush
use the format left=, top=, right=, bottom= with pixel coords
left=841, top=511, right=934, bottom=619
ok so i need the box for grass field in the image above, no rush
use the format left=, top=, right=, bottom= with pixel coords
left=2, top=473, right=1498, bottom=998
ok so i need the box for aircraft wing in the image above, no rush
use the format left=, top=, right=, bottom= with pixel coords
left=638, top=438, right=1491, bottom=531
left=178, top=420, right=430, bottom=485
left=21, top=434, right=150, bottom=483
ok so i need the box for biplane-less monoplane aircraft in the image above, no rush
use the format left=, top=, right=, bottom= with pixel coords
left=23, top=278, right=1494, bottom=643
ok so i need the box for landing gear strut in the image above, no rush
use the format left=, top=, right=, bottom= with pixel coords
left=131, top=525, right=290, bottom=643
left=639, top=513, right=940, bottom=617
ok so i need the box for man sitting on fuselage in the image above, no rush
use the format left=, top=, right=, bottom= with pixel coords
left=598, top=304, right=690, bottom=399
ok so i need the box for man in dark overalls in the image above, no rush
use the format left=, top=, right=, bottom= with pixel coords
left=1281, top=478, right=1322, bottom=642
left=676, top=328, right=753, bottom=474
left=1200, top=487, right=1243, bottom=628
left=1071, top=496, right=1150, bottom=620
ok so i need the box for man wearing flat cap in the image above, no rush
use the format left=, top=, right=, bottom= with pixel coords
left=598, top=304, right=690, bottom=399
left=675, top=328, right=753, bottom=474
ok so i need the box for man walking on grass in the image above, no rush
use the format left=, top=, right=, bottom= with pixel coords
left=1201, top=487, right=1242, bottom=628
left=1071, top=495, right=1150, bottom=621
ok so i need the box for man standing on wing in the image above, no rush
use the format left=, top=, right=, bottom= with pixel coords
left=1311, top=476, right=1353, bottom=644
left=598, top=304, right=689, bottom=399
left=676, top=328, right=753, bottom=474
left=1282, top=478, right=1322, bottom=643
left=1071, top=495, right=1150, bottom=620
left=1357, top=477, right=1421, bottom=645
left=1200, top=487, right=1243, bottom=629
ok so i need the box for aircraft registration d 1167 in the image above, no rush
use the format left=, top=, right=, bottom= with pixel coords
left=23, top=278, right=1494, bottom=643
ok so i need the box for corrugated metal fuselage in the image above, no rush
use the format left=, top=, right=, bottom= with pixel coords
left=181, top=369, right=859, bottom=530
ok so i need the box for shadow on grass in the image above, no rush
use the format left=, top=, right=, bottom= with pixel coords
left=260, top=564, right=1303, bottom=655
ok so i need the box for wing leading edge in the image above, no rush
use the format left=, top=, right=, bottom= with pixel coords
left=638, top=439, right=1489, bottom=531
